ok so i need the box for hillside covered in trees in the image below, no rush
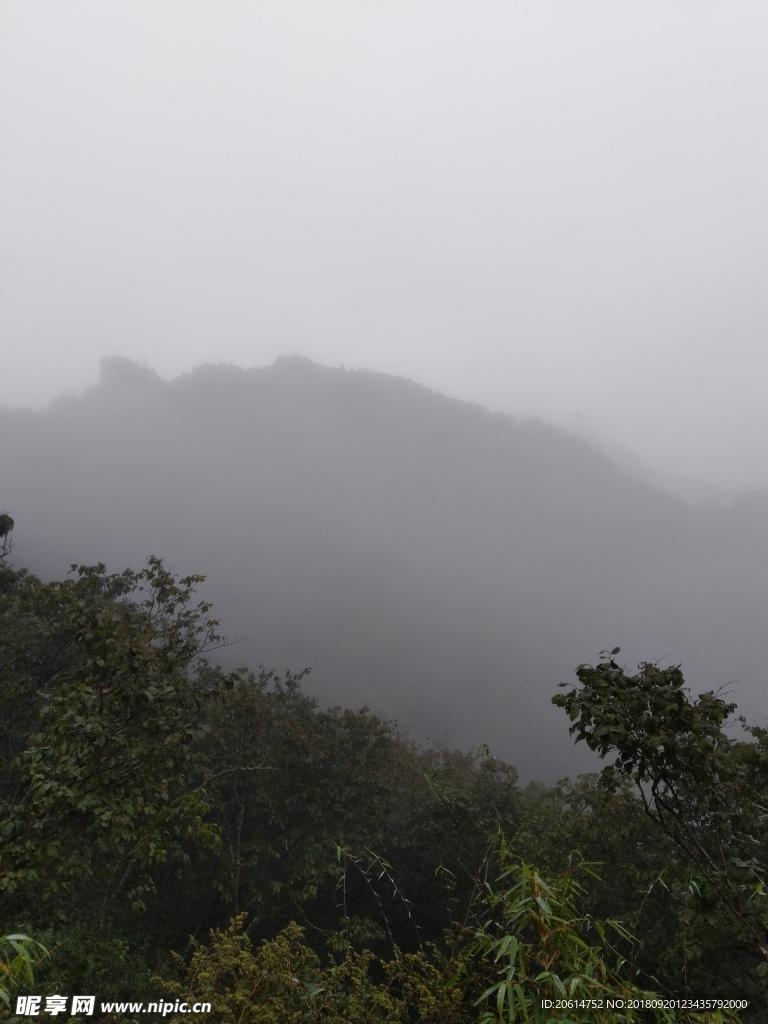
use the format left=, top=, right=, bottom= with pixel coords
left=1, top=548, right=766, bottom=1020
left=2, top=357, right=767, bottom=782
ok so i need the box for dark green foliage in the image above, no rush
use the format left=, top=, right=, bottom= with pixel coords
left=0, top=558, right=227, bottom=922
left=200, top=673, right=407, bottom=928
left=164, top=671, right=521, bottom=956
left=0, top=514, right=12, bottom=560
left=0, top=550, right=762, bottom=1020
left=553, top=653, right=768, bottom=998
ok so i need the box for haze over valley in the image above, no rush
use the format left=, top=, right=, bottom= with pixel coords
left=2, top=1, right=768, bottom=780
left=3, top=356, right=766, bottom=782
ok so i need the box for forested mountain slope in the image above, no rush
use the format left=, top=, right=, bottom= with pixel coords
left=2, top=356, right=766, bottom=780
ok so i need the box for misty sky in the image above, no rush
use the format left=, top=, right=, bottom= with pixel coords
left=2, top=1, right=767, bottom=490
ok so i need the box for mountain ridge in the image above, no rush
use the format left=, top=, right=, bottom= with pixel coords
left=2, top=357, right=766, bottom=780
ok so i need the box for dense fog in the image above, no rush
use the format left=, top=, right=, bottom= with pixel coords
left=2, top=3, right=767, bottom=779
left=2, top=2, right=768, bottom=491
left=3, top=357, right=767, bottom=782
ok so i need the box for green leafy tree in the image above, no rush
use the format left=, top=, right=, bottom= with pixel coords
left=0, top=558, right=228, bottom=928
left=193, top=676, right=520, bottom=951
left=196, top=673, right=410, bottom=937
left=552, top=652, right=768, bottom=988
left=0, top=513, right=13, bottom=560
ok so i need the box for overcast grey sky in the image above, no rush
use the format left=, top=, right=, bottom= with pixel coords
left=2, top=1, right=767, bottom=489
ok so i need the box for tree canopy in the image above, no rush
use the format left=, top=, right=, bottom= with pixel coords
left=0, top=550, right=762, bottom=1020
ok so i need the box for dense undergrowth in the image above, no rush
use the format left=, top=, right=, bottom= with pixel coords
left=0, top=547, right=765, bottom=1021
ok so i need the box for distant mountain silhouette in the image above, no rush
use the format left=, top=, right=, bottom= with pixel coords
left=2, top=356, right=767, bottom=780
